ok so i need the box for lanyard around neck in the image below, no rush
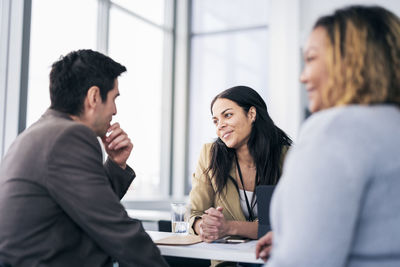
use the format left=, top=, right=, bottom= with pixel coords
left=234, top=153, right=257, bottom=222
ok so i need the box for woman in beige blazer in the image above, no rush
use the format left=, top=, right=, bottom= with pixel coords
left=189, top=86, right=292, bottom=246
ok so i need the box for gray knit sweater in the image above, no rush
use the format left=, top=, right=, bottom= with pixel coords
left=266, top=105, right=400, bottom=267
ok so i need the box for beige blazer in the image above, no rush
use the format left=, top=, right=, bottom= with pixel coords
left=189, top=143, right=289, bottom=234
left=189, top=143, right=246, bottom=233
left=189, top=143, right=288, bottom=267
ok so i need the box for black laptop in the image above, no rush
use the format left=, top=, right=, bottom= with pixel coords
left=256, top=185, right=276, bottom=238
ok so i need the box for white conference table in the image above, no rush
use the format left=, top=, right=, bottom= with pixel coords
left=147, top=231, right=265, bottom=264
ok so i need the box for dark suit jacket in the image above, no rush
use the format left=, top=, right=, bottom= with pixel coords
left=0, top=109, right=168, bottom=267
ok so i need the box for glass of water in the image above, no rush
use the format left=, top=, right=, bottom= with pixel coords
left=171, top=202, right=190, bottom=235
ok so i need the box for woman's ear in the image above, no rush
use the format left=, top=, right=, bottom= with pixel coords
left=249, top=106, right=257, bottom=122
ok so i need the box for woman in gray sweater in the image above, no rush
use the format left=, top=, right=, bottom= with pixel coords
left=257, top=5, right=400, bottom=267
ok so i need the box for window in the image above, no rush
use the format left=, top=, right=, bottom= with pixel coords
left=108, top=0, right=174, bottom=199
left=187, top=0, right=270, bottom=191
left=19, top=0, right=272, bottom=202
left=27, top=0, right=97, bottom=126
left=26, top=0, right=174, bottom=201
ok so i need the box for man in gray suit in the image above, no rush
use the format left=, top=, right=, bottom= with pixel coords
left=0, top=50, right=168, bottom=267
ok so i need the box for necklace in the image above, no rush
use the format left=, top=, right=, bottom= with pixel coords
left=234, top=153, right=257, bottom=222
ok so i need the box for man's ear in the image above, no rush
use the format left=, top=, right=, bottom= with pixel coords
left=86, top=86, right=101, bottom=109
left=249, top=106, right=257, bottom=122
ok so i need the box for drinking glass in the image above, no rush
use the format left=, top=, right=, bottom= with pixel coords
left=170, top=202, right=190, bottom=235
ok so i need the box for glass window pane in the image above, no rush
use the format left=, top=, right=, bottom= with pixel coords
left=27, top=0, right=97, bottom=127
left=192, top=0, right=270, bottom=33
left=109, top=6, right=166, bottom=199
left=111, top=0, right=166, bottom=26
left=188, top=30, right=269, bottom=187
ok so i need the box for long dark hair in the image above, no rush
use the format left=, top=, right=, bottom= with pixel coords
left=207, top=86, right=292, bottom=195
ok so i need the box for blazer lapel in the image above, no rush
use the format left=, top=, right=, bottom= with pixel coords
left=217, top=164, right=246, bottom=221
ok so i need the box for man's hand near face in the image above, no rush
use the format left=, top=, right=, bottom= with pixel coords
left=101, top=122, right=133, bottom=169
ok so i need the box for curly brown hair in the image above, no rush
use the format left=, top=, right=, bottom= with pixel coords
left=314, top=5, right=400, bottom=109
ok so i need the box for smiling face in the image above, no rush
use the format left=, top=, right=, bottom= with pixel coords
left=300, top=26, right=330, bottom=113
left=211, top=98, right=255, bottom=150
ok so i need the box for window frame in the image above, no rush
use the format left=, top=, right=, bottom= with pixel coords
left=0, top=0, right=303, bottom=210
left=0, top=0, right=31, bottom=158
left=0, top=0, right=190, bottom=208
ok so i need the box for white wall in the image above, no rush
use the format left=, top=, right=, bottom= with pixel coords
left=300, top=0, right=400, bottom=44
left=268, top=0, right=301, bottom=141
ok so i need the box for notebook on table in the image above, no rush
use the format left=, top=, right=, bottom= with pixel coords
left=256, top=185, right=276, bottom=238
left=155, top=234, right=202, bottom=245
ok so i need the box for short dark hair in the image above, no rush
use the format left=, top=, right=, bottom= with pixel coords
left=49, top=49, right=127, bottom=115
